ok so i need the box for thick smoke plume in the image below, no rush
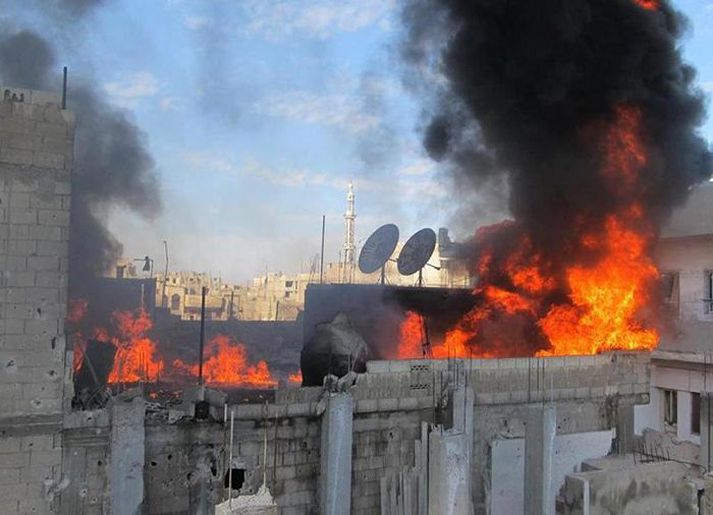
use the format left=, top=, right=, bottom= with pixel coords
left=405, top=0, right=710, bottom=236
left=402, top=0, right=712, bottom=355
left=0, top=13, right=161, bottom=297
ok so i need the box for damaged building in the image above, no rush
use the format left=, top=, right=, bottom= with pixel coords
left=3, top=86, right=713, bottom=515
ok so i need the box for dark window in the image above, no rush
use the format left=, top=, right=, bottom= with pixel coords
left=171, top=294, right=181, bottom=311
left=660, top=272, right=679, bottom=313
left=224, top=468, right=245, bottom=490
left=706, top=272, right=713, bottom=314
left=663, top=389, right=677, bottom=428
left=285, top=281, right=294, bottom=288
left=692, top=393, right=701, bottom=435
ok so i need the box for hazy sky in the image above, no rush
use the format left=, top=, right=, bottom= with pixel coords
left=4, top=0, right=712, bottom=282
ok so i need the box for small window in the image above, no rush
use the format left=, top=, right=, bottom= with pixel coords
left=705, top=271, right=713, bottom=314
left=692, top=392, right=701, bottom=435
left=663, top=389, right=677, bottom=428
left=285, top=281, right=294, bottom=288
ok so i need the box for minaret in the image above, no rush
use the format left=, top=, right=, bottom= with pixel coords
left=343, top=182, right=356, bottom=282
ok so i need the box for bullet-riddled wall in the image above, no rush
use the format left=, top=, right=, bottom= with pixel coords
left=0, top=87, right=74, bottom=513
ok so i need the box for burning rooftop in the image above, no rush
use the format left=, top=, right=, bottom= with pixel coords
left=2, top=0, right=713, bottom=514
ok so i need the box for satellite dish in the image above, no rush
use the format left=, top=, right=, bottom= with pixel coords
left=358, top=224, right=399, bottom=274
left=397, top=228, right=437, bottom=276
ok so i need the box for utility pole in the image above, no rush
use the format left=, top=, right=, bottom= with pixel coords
left=162, top=240, right=169, bottom=308
left=198, top=286, right=207, bottom=385
left=342, top=182, right=356, bottom=283
left=320, top=215, right=326, bottom=284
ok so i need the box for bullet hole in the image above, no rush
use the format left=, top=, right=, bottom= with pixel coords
left=167, top=454, right=173, bottom=461
left=186, top=472, right=192, bottom=481
left=50, top=336, right=56, bottom=349
left=37, top=308, right=42, bottom=317
left=224, top=469, right=245, bottom=490
left=6, top=359, right=16, bottom=370
left=32, top=400, right=42, bottom=408
left=47, top=369, right=56, bottom=378
left=150, top=461, right=157, bottom=467
left=97, top=460, right=103, bottom=467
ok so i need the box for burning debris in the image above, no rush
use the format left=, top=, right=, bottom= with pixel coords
left=400, top=0, right=712, bottom=357
left=70, top=304, right=278, bottom=398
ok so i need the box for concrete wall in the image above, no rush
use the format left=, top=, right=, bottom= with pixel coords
left=0, top=87, right=74, bottom=514
left=56, top=352, right=649, bottom=514
left=561, top=461, right=698, bottom=515
left=490, top=430, right=614, bottom=515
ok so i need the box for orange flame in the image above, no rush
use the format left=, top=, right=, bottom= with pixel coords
left=174, top=335, right=276, bottom=388
left=288, top=370, right=303, bottom=385
left=397, top=105, right=660, bottom=359
left=107, top=309, right=164, bottom=383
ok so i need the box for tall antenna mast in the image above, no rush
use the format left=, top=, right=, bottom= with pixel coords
left=342, top=182, right=356, bottom=282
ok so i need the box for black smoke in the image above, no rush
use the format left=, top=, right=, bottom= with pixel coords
left=403, top=0, right=711, bottom=242
left=0, top=19, right=161, bottom=297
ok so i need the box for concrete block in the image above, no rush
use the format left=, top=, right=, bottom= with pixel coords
left=5, top=256, right=26, bottom=271
left=7, top=239, right=37, bottom=256
left=37, top=209, right=69, bottom=226
left=0, top=467, right=20, bottom=485
left=0, top=452, right=28, bottom=468
left=357, top=399, right=377, bottom=413
left=5, top=272, right=35, bottom=288
left=8, top=208, right=36, bottom=225
left=28, top=225, right=61, bottom=241
left=27, top=255, right=59, bottom=272
left=35, top=272, right=62, bottom=288
left=377, top=398, right=398, bottom=411
left=21, top=434, right=57, bottom=452
left=0, top=148, right=33, bottom=166
left=29, top=449, right=61, bottom=468
left=0, top=438, right=21, bottom=454
left=34, top=122, right=67, bottom=139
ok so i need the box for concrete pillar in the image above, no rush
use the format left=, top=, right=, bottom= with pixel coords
left=616, top=404, right=635, bottom=454
left=427, top=385, right=474, bottom=515
left=109, top=393, right=146, bottom=515
left=701, top=392, right=713, bottom=473
left=524, top=404, right=556, bottom=515
left=319, top=392, right=353, bottom=515
left=428, top=429, right=472, bottom=515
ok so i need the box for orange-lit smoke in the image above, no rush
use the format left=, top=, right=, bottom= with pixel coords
left=398, top=105, right=660, bottom=359
left=633, top=0, right=659, bottom=10
left=174, top=335, right=276, bottom=388
left=288, top=370, right=303, bottom=385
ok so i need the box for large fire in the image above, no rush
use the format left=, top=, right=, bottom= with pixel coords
left=173, top=335, right=277, bottom=388
left=398, top=105, right=660, bottom=359
left=71, top=307, right=276, bottom=389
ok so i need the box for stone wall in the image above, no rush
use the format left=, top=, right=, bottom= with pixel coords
left=56, top=352, right=649, bottom=514
left=0, top=87, right=74, bottom=514
left=560, top=461, right=698, bottom=515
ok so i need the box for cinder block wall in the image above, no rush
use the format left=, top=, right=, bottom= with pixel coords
left=0, top=87, right=74, bottom=514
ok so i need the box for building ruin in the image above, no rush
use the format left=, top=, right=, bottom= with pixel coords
left=2, top=87, right=713, bottom=515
